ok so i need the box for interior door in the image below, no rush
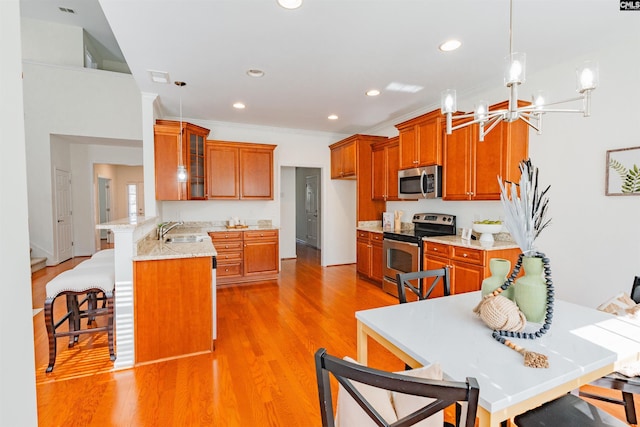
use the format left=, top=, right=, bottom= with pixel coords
left=305, top=175, right=319, bottom=248
left=98, top=177, right=111, bottom=240
left=55, top=168, right=73, bottom=263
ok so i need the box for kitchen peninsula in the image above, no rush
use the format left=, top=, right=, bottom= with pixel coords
left=97, top=217, right=217, bottom=368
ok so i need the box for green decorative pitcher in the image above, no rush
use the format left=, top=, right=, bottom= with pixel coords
left=514, top=256, right=547, bottom=323
left=481, top=258, right=514, bottom=300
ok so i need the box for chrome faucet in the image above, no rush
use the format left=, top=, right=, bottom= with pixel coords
left=158, top=221, right=184, bottom=240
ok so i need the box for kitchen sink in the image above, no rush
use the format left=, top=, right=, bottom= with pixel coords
left=164, top=235, right=208, bottom=244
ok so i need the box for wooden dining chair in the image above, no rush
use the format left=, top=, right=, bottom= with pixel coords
left=513, top=392, right=629, bottom=426
left=314, top=348, right=480, bottom=427
left=576, top=275, right=640, bottom=424
left=396, top=267, right=450, bottom=304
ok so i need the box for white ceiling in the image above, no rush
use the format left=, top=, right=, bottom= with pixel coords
left=20, top=0, right=639, bottom=135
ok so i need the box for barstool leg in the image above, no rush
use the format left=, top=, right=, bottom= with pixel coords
left=44, top=297, right=57, bottom=373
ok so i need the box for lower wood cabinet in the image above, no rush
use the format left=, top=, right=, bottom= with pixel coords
left=356, top=230, right=383, bottom=284
left=209, top=229, right=279, bottom=285
left=133, top=256, right=213, bottom=364
left=423, top=240, right=521, bottom=295
left=210, top=230, right=244, bottom=281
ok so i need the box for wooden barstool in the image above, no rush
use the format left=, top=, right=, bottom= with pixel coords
left=44, top=265, right=116, bottom=372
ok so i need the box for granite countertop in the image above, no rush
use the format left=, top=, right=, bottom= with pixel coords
left=134, top=233, right=217, bottom=261
left=423, top=234, right=520, bottom=251
left=133, top=221, right=278, bottom=261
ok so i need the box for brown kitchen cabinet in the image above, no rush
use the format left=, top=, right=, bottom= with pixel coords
left=371, top=136, right=400, bottom=201
left=356, top=230, right=383, bottom=284
left=209, top=230, right=244, bottom=281
left=206, top=141, right=276, bottom=200
left=133, top=256, right=213, bottom=364
left=395, top=109, right=443, bottom=169
left=329, top=134, right=387, bottom=222
left=154, top=119, right=210, bottom=200
left=442, top=100, right=529, bottom=201
left=243, top=229, right=279, bottom=279
left=209, top=229, right=279, bottom=285
left=423, top=240, right=522, bottom=295
left=330, top=140, right=357, bottom=179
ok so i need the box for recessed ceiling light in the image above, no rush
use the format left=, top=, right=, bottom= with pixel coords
left=233, top=102, right=246, bottom=109
left=277, top=0, right=302, bottom=9
left=439, top=39, right=462, bottom=52
left=366, top=89, right=381, bottom=97
left=328, top=114, right=338, bottom=120
left=247, top=69, right=265, bottom=78
left=385, top=82, right=424, bottom=93
left=147, top=70, right=170, bottom=84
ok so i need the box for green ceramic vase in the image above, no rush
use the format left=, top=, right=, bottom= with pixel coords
left=514, top=256, right=547, bottom=323
left=481, top=258, right=514, bottom=300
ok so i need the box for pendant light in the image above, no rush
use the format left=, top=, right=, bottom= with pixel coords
left=440, top=0, right=598, bottom=141
left=175, top=81, right=188, bottom=183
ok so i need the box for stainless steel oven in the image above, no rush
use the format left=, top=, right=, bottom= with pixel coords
left=382, top=213, right=456, bottom=297
left=382, top=239, right=421, bottom=295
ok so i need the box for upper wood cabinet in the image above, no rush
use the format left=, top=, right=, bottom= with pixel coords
left=330, top=139, right=357, bottom=179
left=442, top=100, right=529, bottom=201
left=206, top=141, right=276, bottom=200
left=395, top=110, right=443, bottom=169
left=154, top=120, right=210, bottom=200
left=329, top=134, right=388, bottom=222
left=371, top=136, right=400, bottom=201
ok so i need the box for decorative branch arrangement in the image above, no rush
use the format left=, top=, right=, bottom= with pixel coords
left=498, top=159, right=552, bottom=255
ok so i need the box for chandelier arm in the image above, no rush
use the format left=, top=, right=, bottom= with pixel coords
left=517, top=95, right=588, bottom=111
left=516, top=114, right=541, bottom=133
left=483, top=114, right=505, bottom=136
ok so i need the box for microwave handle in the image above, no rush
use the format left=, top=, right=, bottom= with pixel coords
left=420, top=169, right=427, bottom=199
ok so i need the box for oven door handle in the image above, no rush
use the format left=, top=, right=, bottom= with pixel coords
left=383, top=239, right=419, bottom=248
left=420, top=169, right=427, bottom=199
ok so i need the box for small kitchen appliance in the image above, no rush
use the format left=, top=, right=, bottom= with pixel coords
left=382, top=213, right=456, bottom=296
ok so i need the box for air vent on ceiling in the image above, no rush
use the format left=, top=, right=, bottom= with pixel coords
left=58, top=7, right=76, bottom=14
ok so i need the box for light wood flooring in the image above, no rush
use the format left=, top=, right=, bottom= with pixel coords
left=32, top=244, right=637, bottom=426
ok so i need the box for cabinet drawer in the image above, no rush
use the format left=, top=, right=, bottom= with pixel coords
left=450, top=246, right=483, bottom=265
left=370, top=232, right=383, bottom=242
left=216, top=251, right=243, bottom=262
left=424, top=242, right=451, bottom=257
left=357, top=230, right=370, bottom=239
left=244, top=229, right=278, bottom=240
left=217, top=262, right=243, bottom=277
left=209, top=231, right=243, bottom=242
left=214, top=241, right=244, bottom=251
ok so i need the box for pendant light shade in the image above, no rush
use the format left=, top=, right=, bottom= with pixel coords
left=175, top=81, right=188, bottom=183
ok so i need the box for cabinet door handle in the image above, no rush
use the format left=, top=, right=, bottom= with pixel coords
left=463, top=253, right=468, bottom=257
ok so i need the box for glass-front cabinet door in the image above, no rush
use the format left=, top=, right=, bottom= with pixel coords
left=189, top=132, right=206, bottom=199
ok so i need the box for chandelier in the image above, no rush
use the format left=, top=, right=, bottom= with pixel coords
left=440, top=0, right=598, bottom=141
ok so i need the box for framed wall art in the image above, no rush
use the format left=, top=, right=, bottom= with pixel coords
left=606, top=146, right=640, bottom=196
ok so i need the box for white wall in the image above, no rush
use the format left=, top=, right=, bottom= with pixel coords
left=0, top=2, right=38, bottom=425
left=375, top=39, right=640, bottom=308
left=22, top=52, right=142, bottom=263
left=280, top=166, right=297, bottom=258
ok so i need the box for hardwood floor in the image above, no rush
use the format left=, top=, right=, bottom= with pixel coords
left=32, top=244, right=637, bottom=426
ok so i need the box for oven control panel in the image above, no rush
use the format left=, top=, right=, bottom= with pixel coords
left=412, top=213, right=455, bottom=226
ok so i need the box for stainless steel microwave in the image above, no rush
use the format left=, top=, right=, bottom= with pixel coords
left=398, top=165, right=442, bottom=199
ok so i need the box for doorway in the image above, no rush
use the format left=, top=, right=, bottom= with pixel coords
left=280, top=166, right=323, bottom=265
left=98, top=177, right=112, bottom=243
left=55, top=168, right=73, bottom=263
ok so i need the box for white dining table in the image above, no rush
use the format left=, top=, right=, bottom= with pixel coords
left=356, top=291, right=640, bottom=427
